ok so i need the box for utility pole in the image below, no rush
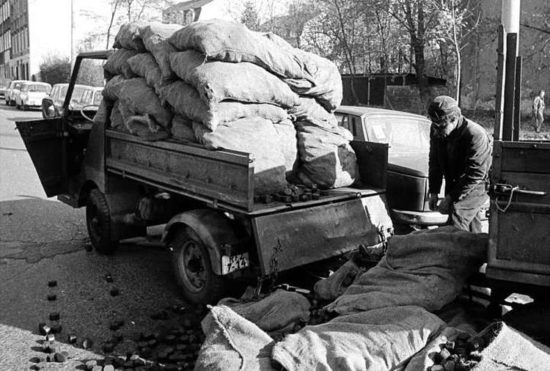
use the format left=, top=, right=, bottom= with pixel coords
left=495, top=0, right=521, bottom=141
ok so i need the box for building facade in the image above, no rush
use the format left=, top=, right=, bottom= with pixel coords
left=0, top=0, right=30, bottom=85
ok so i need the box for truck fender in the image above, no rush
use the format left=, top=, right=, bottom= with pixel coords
left=162, top=209, right=242, bottom=275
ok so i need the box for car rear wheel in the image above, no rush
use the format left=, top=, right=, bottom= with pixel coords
left=86, top=189, right=119, bottom=254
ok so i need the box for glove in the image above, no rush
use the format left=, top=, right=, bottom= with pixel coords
left=428, top=193, right=439, bottom=211
left=437, top=195, right=453, bottom=215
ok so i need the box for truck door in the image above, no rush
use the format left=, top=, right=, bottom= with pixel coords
left=16, top=118, right=68, bottom=197
left=487, top=141, right=550, bottom=286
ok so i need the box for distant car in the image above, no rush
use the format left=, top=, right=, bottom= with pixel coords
left=0, top=84, right=7, bottom=99
left=335, top=106, right=450, bottom=228
left=42, top=83, right=103, bottom=119
left=15, top=82, right=52, bottom=110
left=5, top=80, right=26, bottom=106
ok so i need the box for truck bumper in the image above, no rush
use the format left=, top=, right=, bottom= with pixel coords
left=392, top=208, right=448, bottom=227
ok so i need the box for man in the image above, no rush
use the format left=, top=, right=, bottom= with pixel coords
left=427, top=96, right=492, bottom=233
left=533, top=90, right=545, bottom=133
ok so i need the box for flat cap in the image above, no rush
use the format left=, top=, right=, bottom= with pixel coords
left=428, top=96, right=460, bottom=121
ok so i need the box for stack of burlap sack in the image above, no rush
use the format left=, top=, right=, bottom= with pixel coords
left=100, top=19, right=357, bottom=195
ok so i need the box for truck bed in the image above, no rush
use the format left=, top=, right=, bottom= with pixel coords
left=105, top=129, right=387, bottom=216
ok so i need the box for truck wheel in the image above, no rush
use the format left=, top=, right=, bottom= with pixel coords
left=170, top=228, right=228, bottom=305
left=86, top=189, right=118, bottom=254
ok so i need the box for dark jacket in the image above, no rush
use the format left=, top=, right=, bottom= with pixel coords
left=429, top=117, right=493, bottom=201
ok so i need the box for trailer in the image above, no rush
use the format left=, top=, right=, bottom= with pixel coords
left=17, top=51, right=393, bottom=304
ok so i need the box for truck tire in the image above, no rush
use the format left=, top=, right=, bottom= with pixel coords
left=170, top=227, right=228, bottom=305
left=86, top=189, right=118, bottom=254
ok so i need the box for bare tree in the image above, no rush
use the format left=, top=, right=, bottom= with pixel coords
left=430, top=0, right=480, bottom=101
left=385, top=0, right=440, bottom=103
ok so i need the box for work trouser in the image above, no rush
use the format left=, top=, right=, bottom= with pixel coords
left=447, top=185, right=488, bottom=233
left=534, top=111, right=544, bottom=132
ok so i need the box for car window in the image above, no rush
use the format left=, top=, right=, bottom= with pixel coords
left=29, top=84, right=50, bottom=93
left=20, top=84, right=29, bottom=92
left=335, top=113, right=351, bottom=131
left=367, top=117, right=431, bottom=158
left=14, top=82, right=22, bottom=89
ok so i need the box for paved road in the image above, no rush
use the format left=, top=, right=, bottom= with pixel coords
left=0, top=106, right=197, bottom=369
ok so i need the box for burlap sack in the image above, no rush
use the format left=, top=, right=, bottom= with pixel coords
left=139, top=22, right=182, bottom=82
left=118, top=78, right=173, bottom=128
left=113, top=21, right=146, bottom=51
left=293, top=123, right=358, bottom=189
left=193, top=118, right=288, bottom=195
left=289, top=97, right=338, bottom=129
left=170, top=115, right=196, bottom=143
left=158, top=81, right=289, bottom=131
left=168, top=19, right=342, bottom=110
left=273, top=120, right=298, bottom=174
left=218, top=290, right=310, bottom=333
left=109, top=100, right=125, bottom=130
left=103, top=75, right=126, bottom=101
left=272, top=305, right=445, bottom=371
left=326, top=226, right=488, bottom=315
left=170, top=50, right=300, bottom=108
left=196, top=306, right=276, bottom=371
left=103, top=48, right=139, bottom=78
left=406, top=322, right=550, bottom=371
left=127, top=53, right=162, bottom=90
left=314, top=260, right=366, bottom=301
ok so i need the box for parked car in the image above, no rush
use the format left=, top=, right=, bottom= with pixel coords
left=335, top=106, right=449, bottom=228
left=5, top=80, right=26, bottom=106
left=15, top=82, right=52, bottom=110
left=42, top=83, right=103, bottom=119
left=0, top=84, right=7, bottom=99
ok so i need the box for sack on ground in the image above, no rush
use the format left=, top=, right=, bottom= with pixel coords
left=193, top=118, right=288, bottom=195
left=104, top=48, right=139, bottom=78
left=103, top=75, right=126, bottom=101
left=158, top=81, right=289, bottom=131
left=218, top=289, right=310, bottom=334
left=289, top=97, right=338, bottom=129
left=272, top=305, right=445, bottom=371
left=326, top=226, right=488, bottom=315
left=139, top=22, right=182, bottom=82
left=195, top=305, right=275, bottom=371
left=168, top=19, right=342, bottom=110
left=406, top=322, right=550, bottom=371
left=119, top=78, right=173, bottom=128
left=171, top=115, right=196, bottom=143
left=314, top=260, right=366, bottom=301
left=170, top=51, right=300, bottom=108
left=113, top=21, right=146, bottom=51
left=293, top=123, right=358, bottom=189
left=127, top=53, right=162, bottom=90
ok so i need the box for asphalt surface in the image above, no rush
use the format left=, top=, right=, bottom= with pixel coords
left=0, top=104, right=197, bottom=369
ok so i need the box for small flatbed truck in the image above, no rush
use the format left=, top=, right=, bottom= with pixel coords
left=17, top=51, right=393, bottom=304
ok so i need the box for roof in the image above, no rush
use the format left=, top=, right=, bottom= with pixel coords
left=336, top=105, right=429, bottom=121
